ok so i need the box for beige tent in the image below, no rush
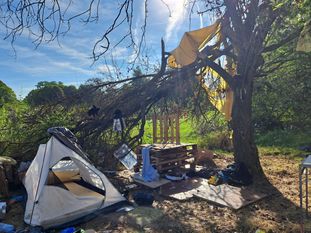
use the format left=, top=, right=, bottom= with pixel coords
left=23, top=128, right=126, bottom=229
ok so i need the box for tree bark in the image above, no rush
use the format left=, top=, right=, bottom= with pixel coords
left=231, top=75, right=265, bottom=179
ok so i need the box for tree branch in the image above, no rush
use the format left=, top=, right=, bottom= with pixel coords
left=263, top=27, right=303, bottom=53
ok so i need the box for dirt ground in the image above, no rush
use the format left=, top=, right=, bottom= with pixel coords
left=3, top=153, right=311, bottom=233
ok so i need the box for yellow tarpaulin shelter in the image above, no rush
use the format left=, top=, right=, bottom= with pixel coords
left=196, top=68, right=233, bottom=120
left=168, top=20, right=233, bottom=120
left=168, top=20, right=221, bottom=68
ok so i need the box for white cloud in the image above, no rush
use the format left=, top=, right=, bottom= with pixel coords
left=46, top=41, right=92, bottom=65
left=111, top=46, right=128, bottom=58
left=96, top=64, right=115, bottom=74
left=164, top=0, right=189, bottom=41
left=49, top=61, right=94, bottom=76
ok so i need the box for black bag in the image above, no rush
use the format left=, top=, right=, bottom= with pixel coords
left=224, top=162, right=253, bottom=186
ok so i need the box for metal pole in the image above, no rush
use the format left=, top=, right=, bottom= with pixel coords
left=300, top=164, right=303, bottom=210
left=306, top=167, right=309, bottom=216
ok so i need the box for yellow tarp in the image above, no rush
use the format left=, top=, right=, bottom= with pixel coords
left=168, top=20, right=233, bottom=120
left=168, top=20, right=221, bottom=68
left=196, top=68, right=233, bottom=120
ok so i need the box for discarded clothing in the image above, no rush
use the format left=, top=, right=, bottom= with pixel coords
left=187, top=168, right=217, bottom=179
left=220, top=162, right=253, bottom=186
left=142, top=147, right=159, bottom=182
left=113, top=109, right=126, bottom=132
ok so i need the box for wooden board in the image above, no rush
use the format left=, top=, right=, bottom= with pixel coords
left=161, top=178, right=269, bottom=209
left=194, top=179, right=269, bottom=209
left=132, top=173, right=171, bottom=189
left=160, top=178, right=202, bottom=200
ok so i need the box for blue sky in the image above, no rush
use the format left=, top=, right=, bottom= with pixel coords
left=0, top=0, right=212, bottom=98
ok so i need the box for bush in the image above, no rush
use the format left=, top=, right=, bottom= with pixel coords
left=198, top=131, right=233, bottom=151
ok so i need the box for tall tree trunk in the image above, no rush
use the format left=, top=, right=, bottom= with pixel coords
left=231, top=75, right=264, bottom=179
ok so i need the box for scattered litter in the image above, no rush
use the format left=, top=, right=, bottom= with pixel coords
left=8, top=195, right=24, bottom=205
left=165, top=173, right=187, bottom=181
left=116, top=205, right=135, bottom=212
left=125, top=184, right=138, bottom=189
left=208, top=175, right=221, bottom=185
left=198, top=162, right=253, bottom=187
left=114, top=144, right=137, bottom=170
left=0, top=223, right=15, bottom=233
left=102, top=170, right=117, bottom=176
left=0, top=202, right=7, bottom=219
left=60, top=227, right=76, bottom=233
left=187, top=168, right=216, bottom=179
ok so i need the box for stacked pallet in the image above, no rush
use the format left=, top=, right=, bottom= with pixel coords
left=136, top=143, right=198, bottom=173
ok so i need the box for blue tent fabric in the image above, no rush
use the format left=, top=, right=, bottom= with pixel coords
left=142, top=147, right=159, bottom=182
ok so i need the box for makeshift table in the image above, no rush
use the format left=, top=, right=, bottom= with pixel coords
left=299, top=155, right=311, bottom=216
left=136, top=143, right=198, bottom=173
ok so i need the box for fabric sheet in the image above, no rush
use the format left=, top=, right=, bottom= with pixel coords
left=142, top=147, right=159, bottom=182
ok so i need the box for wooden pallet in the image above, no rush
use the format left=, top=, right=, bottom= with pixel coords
left=136, top=143, right=198, bottom=173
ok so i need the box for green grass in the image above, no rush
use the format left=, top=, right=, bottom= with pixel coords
left=256, top=129, right=311, bottom=148
left=141, top=118, right=198, bottom=144
left=137, top=119, right=310, bottom=159
left=256, top=129, right=311, bottom=158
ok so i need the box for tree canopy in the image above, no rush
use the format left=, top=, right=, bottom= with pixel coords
left=25, top=81, right=78, bottom=106
left=0, top=80, right=17, bottom=105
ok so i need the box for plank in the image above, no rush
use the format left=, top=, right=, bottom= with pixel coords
left=152, top=114, right=157, bottom=144
left=161, top=178, right=269, bottom=209
left=194, top=180, right=269, bottom=209
left=132, top=173, right=171, bottom=189
left=176, top=112, right=180, bottom=144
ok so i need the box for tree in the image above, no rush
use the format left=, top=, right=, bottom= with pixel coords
left=25, top=81, right=78, bottom=106
left=0, top=81, right=17, bottom=105
left=1, top=0, right=307, bottom=180
left=183, top=0, right=308, bottom=179
left=252, top=3, right=311, bottom=131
